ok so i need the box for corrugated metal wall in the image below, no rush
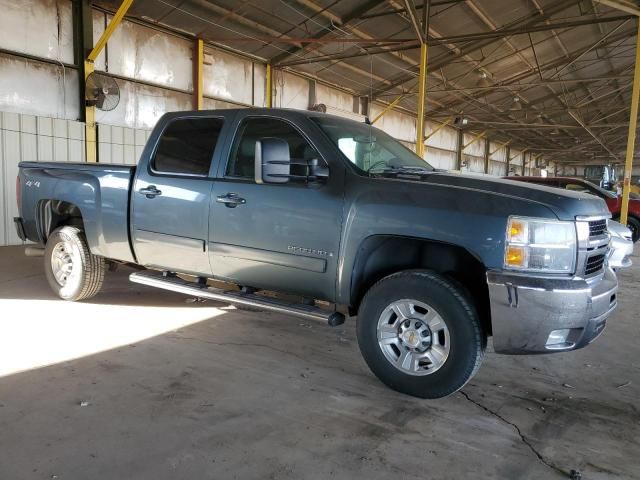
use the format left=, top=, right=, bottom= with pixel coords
left=0, top=112, right=152, bottom=246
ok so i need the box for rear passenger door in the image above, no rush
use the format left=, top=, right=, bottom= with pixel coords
left=132, top=115, right=228, bottom=276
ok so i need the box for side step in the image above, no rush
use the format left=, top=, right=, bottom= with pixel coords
left=130, top=270, right=345, bottom=326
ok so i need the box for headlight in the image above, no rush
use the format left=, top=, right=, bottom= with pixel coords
left=504, top=216, right=577, bottom=273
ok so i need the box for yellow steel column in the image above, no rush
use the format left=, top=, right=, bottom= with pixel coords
left=84, top=0, right=134, bottom=162
left=416, top=43, right=428, bottom=158
left=84, top=60, right=97, bottom=162
left=266, top=63, right=273, bottom=108
left=620, top=19, right=640, bottom=224
left=193, top=38, right=204, bottom=110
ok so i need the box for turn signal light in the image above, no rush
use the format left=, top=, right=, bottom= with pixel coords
left=505, top=246, right=526, bottom=267
left=508, top=219, right=527, bottom=243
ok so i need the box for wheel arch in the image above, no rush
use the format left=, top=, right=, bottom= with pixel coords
left=36, top=199, right=86, bottom=244
left=349, top=235, right=491, bottom=335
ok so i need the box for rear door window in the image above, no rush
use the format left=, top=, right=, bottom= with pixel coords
left=153, top=117, right=224, bottom=176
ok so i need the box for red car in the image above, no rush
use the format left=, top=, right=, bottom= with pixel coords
left=507, top=176, right=640, bottom=242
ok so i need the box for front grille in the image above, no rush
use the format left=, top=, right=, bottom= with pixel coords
left=589, top=219, right=608, bottom=237
left=585, top=253, right=606, bottom=275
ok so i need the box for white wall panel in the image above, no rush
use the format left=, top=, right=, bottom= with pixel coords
left=98, top=124, right=150, bottom=164
left=466, top=155, right=485, bottom=173
left=426, top=148, right=456, bottom=170
left=490, top=160, right=506, bottom=176
left=97, top=15, right=193, bottom=92
left=369, top=106, right=416, bottom=143
left=253, top=64, right=266, bottom=107
left=425, top=122, right=457, bottom=151
left=0, top=0, right=74, bottom=64
left=316, top=84, right=353, bottom=113
left=0, top=111, right=85, bottom=246
left=275, top=71, right=308, bottom=110
left=95, top=79, right=192, bottom=130
left=203, top=48, right=253, bottom=105
left=0, top=54, right=80, bottom=120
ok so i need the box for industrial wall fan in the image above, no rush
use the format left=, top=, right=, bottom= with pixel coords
left=85, top=72, right=120, bottom=111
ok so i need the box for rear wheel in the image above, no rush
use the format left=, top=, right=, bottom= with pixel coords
left=356, top=270, right=485, bottom=399
left=44, top=226, right=106, bottom=301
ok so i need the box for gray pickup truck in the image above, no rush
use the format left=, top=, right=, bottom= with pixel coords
left=14, top=108, right=618, bottom=399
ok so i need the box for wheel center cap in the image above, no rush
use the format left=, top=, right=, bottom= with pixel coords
left=402, top=329, right=421, bottom=348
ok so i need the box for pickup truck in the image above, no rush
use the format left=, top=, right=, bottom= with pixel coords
left=14, top=108, right=619, bottom=399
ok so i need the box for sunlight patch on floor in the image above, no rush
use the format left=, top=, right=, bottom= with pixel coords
left=0, top=298, right=226, bottom=378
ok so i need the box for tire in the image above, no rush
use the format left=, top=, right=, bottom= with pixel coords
left=626, top=216, right=640, bottom=243
left=44, top=226, right=106, bottom=301
left=356, top=270, right=485, bottom=399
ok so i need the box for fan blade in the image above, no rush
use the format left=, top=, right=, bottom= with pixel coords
left=95, top=93, right=106, bottom=110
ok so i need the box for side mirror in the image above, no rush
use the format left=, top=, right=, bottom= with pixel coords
left=255, top=138, right=291, bottom=184
left=255, top=137, right=329, bottom=184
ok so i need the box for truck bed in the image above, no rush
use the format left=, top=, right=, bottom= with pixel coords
left=18, top=161, right=137, bottom=263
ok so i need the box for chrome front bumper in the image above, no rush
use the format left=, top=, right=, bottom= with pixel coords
left=609, top=234, right=634, bottom=269
left=487, top=267, right=618, bottom=354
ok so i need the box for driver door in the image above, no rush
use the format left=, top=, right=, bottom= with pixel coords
left=208, top=114, right=344, bottom=301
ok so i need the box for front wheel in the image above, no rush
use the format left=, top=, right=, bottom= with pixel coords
left=626, top=216, right=640, bottom=243
left=356, top=270, right=485, bottom=399
left=44, top=226, right=106, bottom=301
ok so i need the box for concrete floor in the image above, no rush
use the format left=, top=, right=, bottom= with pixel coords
left=0, top=245, right=638, bottom=480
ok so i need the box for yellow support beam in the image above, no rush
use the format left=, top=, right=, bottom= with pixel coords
left=87, top=0, right=135, bottom=62
left=510, top=148, right=527, bottom=162
left=423, top=116, right=454, bottom=142
left=415, top=43, right=428, bottom=158
left=371, top=94, right=405, bottom=124
left=266, top=63, right=273, bottom=108
left=463, top=130, right=487, bottom=151
left=84, top=60, right=97, bottom=163
left=193, top=38, right=204, bottom=110
left=621, top=19, right=640, bottom=225
left=84, top=0, right=134, bottom=163
left=490, top=139, right=512, bottom=156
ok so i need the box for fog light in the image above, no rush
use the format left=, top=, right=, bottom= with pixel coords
left=546, top=329, right=571, bottom=347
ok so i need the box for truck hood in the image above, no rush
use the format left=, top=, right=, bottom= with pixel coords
left=400, top=171, right=610, bottom=220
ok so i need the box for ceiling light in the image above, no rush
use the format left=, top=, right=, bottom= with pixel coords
left=512, top=97, right=523, bottom=111
left=477, top=71, right=491, bottom=88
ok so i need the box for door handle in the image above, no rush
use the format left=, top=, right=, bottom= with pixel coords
left=139, top=185, right=162, bottom=198
left=216, top=193, right=246, bottom=208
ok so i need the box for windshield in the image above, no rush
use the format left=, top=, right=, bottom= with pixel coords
left=311, top=116, right=434, bottom=174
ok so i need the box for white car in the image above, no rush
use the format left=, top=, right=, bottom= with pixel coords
left=608, top=220, right=634, bottom=269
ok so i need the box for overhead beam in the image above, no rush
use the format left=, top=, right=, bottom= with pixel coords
left=278, top=14, right=631, bottom=67
left=365, top=0, right=600, bottom=97
left=268, top=0, right=384, bottom=65
left=594, top=0, right=640, bottom=16
left=403, top=0, right=425, bottom=42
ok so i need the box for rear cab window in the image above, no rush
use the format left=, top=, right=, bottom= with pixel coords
left=152, top=117, right=224, bottom=176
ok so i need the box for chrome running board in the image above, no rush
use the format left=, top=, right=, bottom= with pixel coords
left=130, top=270, right=345, bottom=326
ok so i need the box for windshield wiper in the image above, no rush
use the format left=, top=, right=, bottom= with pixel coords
left=369, top=165, right=435, bottom=177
